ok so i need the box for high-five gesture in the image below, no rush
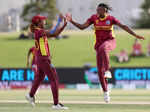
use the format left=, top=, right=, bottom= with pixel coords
left=65, top=13, right=72, bottom=22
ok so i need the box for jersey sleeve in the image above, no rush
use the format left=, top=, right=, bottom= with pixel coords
left=86, top=15, right=95, bottom=24
left=111, top=16, right=120, bottom=25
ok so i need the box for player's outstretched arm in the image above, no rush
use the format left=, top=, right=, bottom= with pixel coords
left=116, top=22, right=145, bottom=40
left=49, top=14, right=63, bottom=34
left=46, top=17, right=67, bottom=38
left=66, top=13, right=91, bottom=30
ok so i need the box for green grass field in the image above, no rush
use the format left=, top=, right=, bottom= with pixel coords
left=0, top=29, right=150, bottom=67
left=0, top=89, right=150, bottom=112
left=0, top=30, right=150, bottom=112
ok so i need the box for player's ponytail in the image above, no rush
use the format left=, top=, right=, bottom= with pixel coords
left=30, top=23, right=37, bottom=33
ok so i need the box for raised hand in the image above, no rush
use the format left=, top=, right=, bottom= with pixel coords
left=65, top=13, right=72, bottom=22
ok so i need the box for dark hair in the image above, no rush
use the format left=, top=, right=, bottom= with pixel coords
left=30, top=23, right=36, bottom=33
left=30, top=21, right=39, bottom=33
left=98, top=3, right=112, bottom=12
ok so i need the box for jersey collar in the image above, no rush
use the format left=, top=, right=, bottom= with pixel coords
left=97, top=14, right=108, bottom=21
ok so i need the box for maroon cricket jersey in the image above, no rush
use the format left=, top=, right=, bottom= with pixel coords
left=34, top=28, right=50, bottom=58
left=87, top=14, right=120, bottom=49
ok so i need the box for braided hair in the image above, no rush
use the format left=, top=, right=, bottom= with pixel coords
left=30, top=23, right=37, bottom=33
left=98, top=3, right=112, bottom=12
left=30, top=18, right=41, bottom=33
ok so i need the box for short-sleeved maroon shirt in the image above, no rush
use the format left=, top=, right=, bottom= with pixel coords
left=87, top=14, right=120, bottom=49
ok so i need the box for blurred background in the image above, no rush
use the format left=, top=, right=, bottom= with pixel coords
left=0, top=1, right=150, bottom=111
left=0, top=0, right=148, bottom=31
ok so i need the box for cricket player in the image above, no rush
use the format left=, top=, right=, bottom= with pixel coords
left=27, top=46, right=37, bottom=74
left=26, top=14, right=68, bottom=110
left=66, top=3, right=144, bottom=103
left=26, top=15, right=63, bottom=75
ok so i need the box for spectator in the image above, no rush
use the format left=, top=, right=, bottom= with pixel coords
left=51, top=16, right=69, bottom=40
left=18, top=31, right=28, bottom=39
left=116, top=49, right=129, bottom=63
left=131, top=39, right=144, bottom=57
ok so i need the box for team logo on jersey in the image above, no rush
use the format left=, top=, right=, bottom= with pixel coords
left=96, top=19, right=99, bottom=24
left=106, top=20, right=110, bottom=25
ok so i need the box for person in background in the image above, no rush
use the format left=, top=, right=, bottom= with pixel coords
left=115, top=49, right=129, bottom=63
left=19, top=31, right=28, bottom=39
left=131, top=39, right=144, bottom=57
left=66, top=3, right=144, bottom=103
left=51, top=15, right=69, bottom=40
left=27, top=46, right=37, bottom=74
